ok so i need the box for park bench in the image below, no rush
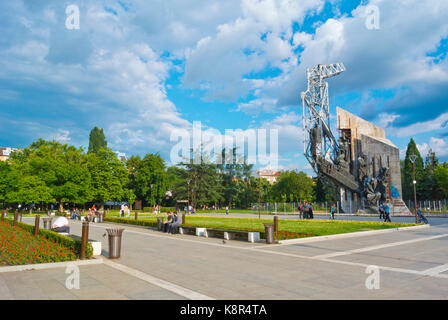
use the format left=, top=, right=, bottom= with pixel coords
left=205, top=228, right=260, bottom=243
left=178, top=225, right=196, bottom=235
left=178, top=226, right=260, bottom=243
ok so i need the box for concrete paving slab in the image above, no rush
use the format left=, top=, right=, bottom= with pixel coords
left=11, top=216, right=448, bottom=299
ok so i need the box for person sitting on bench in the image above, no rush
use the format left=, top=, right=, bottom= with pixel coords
left=163, top=212, right=173, bottom=232
left=167, top=212, right=181, bottom=234
left=51, top=216, right=70, bottom=234
left=87, top=208, right=96, bottom=222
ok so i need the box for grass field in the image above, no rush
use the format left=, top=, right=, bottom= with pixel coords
left=108, top=214, right=416, bottom=237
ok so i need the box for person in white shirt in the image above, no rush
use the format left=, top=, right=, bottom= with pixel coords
left=51, top=216, right=70, bottom=233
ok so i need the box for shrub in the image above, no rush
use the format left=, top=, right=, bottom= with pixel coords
left=104, top=217, right=158, bottom=228
left=2, top=218, right=93, bottom=259
left=0, top=221, right=76, bottom=265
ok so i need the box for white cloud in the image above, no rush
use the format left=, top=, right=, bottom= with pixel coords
left=236, top=98, right=279, bottom=114
left=389, top=113, right=448, bottom=138
left=418, top=137, right=448, bottom=157
left=183, top=0, right=324, bottom=101
left=53, top=129, right=71, bottom=143
left=375, top=113, right=400, bottom=128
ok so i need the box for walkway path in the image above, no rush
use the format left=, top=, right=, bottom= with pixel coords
left=1, top=216, right=447, bottom=299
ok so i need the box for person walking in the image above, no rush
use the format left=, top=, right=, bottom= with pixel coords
left=225, top=206, right=229, bottom=215
left=125, top=204, right=130, bottom=217
left=303, top=202, right=310, bottom=219
left=378, top=203, right=385, bottom=220
left=384, top=201, right=391, bottom=222
left=120, top=203, right=125, bottom=217
left=309, top=203, right=314, bottom=219
left=299, top=203, right=303, bottom=219
left=330, top=203, right=335, bottom=220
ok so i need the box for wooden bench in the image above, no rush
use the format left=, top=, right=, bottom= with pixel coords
left=178, top=226, right=260, bottom=243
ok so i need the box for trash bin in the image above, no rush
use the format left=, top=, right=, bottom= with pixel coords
left=157, top=218, right=163, bottom=231
left=98, top=213, right=104, bottom=223
left=264, top=223, right=275, bottom=244
left=42, top=217, right=52, bottom=230
left=106, top=228, right=124, bottom=259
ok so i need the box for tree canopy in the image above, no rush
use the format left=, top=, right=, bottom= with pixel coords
left=88, top=127, right=107, bottom=154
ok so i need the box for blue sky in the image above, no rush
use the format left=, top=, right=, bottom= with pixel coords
left=0, top=0, right=447, bottom=175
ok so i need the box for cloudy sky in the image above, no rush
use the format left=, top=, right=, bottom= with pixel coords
left=0, top=0, right=447, bottom=174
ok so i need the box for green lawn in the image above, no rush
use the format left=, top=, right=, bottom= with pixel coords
left=110, top=214, right=416, bottom=238
left=196, top=209, right=255, bottom=214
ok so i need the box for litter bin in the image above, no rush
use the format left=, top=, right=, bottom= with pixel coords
left=106, top=228, right=124, bottom=259
left=42, top=217, right=52, bottom=230
left=264, top=223, right=275, bottom=244
left=157, top=218, right=163, bottom=231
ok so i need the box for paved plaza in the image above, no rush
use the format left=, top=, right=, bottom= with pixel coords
left=1, top=216, right=448, bottom=300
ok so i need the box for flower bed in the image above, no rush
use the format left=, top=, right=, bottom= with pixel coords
left=2, top=218, right=93, bottom=260
left=274, top=230, right=314, bottom=240
left=0, top=221, right=76, bottom=265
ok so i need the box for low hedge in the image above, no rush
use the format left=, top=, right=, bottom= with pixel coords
left=142, top=207, right=176, bottom=213
left=104, top=217, right=158, bottom=228
left=2, top=217, right=93, bottom=259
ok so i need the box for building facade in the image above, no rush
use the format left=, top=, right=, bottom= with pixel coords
left=0, top=147, right=19, bottom=161
left=257, top=169, right=280, bottom=184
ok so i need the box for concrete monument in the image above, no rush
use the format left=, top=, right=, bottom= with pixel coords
left=301, top=63, right=410, bottom=214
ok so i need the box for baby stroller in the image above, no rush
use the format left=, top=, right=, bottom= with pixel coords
left=417, top=209, right=428, bottom=224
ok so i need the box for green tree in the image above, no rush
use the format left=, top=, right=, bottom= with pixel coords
left=313, top=175, right=339, bottom=203
left=272, top=170, right=314, bottom=202
left=6, top=175, right=54, bottom=213
left=7, top=140, right=92, bottom=212
left=402, top=138, right=425, bottom=200
left=134, top=153, right=168, bottom=206
left=422, top=149, right=444, bottom=199
left=126, top=155, right=142, bottom=203
left=434, top=163, right=448, bottom=197
left=88, top=127, right=107, bottom=154
left=87, top=147, right=130, bottom=211
left=0, top=161, right=11, bottom=205
left=175, top=154, right=223, bottom=207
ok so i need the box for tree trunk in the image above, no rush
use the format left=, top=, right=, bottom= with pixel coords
left=58, top=200, right=63, bottom=213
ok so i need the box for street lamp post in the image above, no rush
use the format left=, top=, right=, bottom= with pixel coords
left=150, top=184, right=153, bottom=208
left=409, top=154, right=418, bottom=223
left=187, top=180, right=190, bottom=212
